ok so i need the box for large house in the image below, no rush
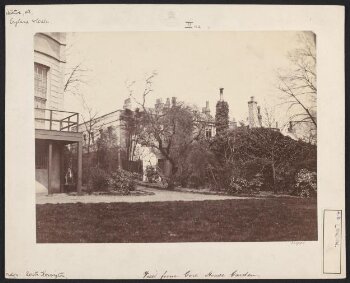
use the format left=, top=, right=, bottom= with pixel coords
left=78, top=89, right=240, bottom=180
left=78, top=96, right=218, bottom=180
left=34, top=33, right=83, bottom=194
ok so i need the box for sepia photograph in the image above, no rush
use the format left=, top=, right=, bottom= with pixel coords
left=6, top=3, right=346, bottom=279
left=34, top=31, right=318, bottom=243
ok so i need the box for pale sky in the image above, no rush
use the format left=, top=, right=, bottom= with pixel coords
left=64, top=31, right=310, bottom=124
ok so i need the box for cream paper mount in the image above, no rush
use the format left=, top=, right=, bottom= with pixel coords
left=5, top=4, right=345, bottom=279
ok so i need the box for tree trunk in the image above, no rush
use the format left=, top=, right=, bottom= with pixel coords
left=271, top=163, right=277, bottom=194
left=167, top=165, right=178, bottom=190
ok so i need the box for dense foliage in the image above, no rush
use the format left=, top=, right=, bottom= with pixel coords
left=89, top=166, right=110, bottom=192
left=210, top=127, right=316, bottom=195
left=109, top=169, right=137, bottom=194
left=87, top=166, right=139, bottom=195
left=145, top=165, right=161, bottom=183
left=293, top=169, right=317, bottom=198
left=215, top=100, right=229, bottom=135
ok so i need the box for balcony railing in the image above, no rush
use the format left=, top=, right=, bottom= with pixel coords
left=35, top=108, right=79, bottom=132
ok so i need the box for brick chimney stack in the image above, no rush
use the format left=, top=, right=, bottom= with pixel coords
left=171, top=97, right=177, bottom=107
left=231, top=117, right=238, bottom=129
left=219, top=88, right=224, bottom=101
left=248, top=96, right=261, bottom=128
left=202, top=101, right=210, bottom=115
left=155, top=98, right=164, bottom=111
left=165, top=98, right=171, bottom=108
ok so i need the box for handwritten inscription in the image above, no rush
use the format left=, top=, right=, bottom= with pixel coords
left=290, top=241, right=305, bottom=246
left=26, top=270, right=66, bottom=279
left=334, top=211, right=342, bottom=248
left=5, top=272, right=19, bottom=278
left=323, top=209, right=342, bottom=274
left=6, top=8, right=49, bottom=27
left=6, top=270, right=66, bottom=279
left=143, top=270, right=257, bottom=279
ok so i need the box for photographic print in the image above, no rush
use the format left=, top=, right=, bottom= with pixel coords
left=6, top=4, right=345, bottom=279
left=34, top=31, right=317, bottom=243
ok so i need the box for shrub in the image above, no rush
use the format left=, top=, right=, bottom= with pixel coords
left=90, top=166, right=110, bottom=192
left=227, top=175, right=262, bottom=195
left=145, top=165, right=160, bottom=183
left=249, top=175, right=264, bottom=192
left=131, top=172, right=143, bottom=181
left=109, top=169, right=137, bottom=194
left=293, top=169, right=317, bottom=198
left=228, top=177, right=248, bottom=194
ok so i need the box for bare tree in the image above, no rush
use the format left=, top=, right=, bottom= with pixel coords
left=80, top=95, right=99, bottom=154
left=126, top=72, right=207, bottom=189
left=64, top=62, right=90, bottom=96
left=262, top=102, right=280, bottom=129
left=277, top=32, right=317, bottom=130
left=64, top=35, right=90, bottom=96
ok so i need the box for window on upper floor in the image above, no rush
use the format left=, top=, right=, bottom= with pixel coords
left=34, top=63, right=49, bottom=101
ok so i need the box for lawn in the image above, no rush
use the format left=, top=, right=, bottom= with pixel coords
left=36, top=198, right=317, bottom=243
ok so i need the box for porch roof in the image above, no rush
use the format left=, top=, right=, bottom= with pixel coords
left=35, top=129, right=83, bottom=143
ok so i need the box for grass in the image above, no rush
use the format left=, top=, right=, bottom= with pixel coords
left=36, top=198, right=317, bottom=243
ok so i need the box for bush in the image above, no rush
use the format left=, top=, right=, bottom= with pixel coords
left=227, top=175, right=262, bottom=195
left=109, top=169, right=137, bottom=195
left=131, top=172, right=143, bottom=181
left=90, top=166, right=110, bottom=192
left=293, top=169, right=317, bottom=198
left=145, top=165, right=160, bottom=183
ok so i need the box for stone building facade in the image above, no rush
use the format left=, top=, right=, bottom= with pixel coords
left=34, top=33, right=83, bottom=194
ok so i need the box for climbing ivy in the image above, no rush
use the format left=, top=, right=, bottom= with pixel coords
left=215, top=100, right=229, bottom=136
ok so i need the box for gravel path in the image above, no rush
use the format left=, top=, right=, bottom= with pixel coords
left=36, top=186, right=247, bottom=204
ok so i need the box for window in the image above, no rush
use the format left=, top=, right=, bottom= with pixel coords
left=205, top=127, right=212, bottom=138
left=34, top=63, right=49, bottom=128
left=34, top=63, right=49, bottom=100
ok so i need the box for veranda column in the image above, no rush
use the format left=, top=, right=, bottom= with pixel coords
left=77, top=141, right=82, bottom=194
left=48, top=142, right=53, bottom=194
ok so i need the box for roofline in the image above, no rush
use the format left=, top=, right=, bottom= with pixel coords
left=36, top=32, right=67, bottom=46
